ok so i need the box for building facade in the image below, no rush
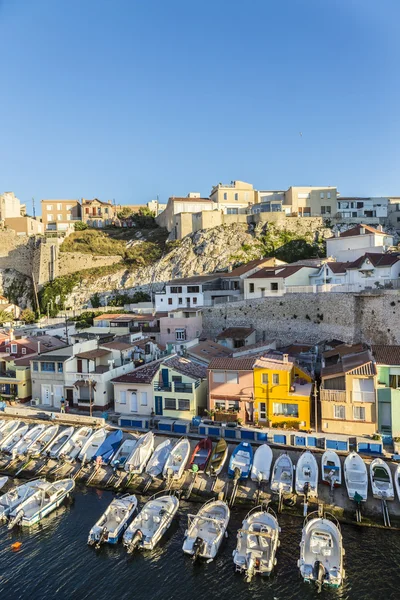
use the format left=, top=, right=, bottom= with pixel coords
left=208, top=357, right=256, bottom=424
left=326, top=224, right=394, bottom=261
left=81, top=198, right=118, bottom=227
left=372, top=346, right=400, bottom=438
left=0, top=192, right=24, bottom=220
left=41, top=199, right=81, bottom=231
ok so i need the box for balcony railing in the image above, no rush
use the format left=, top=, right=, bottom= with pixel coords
left=153, top=381, right=194, bottom=394
left=0, top=371, right=17, bottom=379
left=320, top=389, right=347, bottom=402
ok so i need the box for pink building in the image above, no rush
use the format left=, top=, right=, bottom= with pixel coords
left=159, top=308, right=202, bottom=353
left=207, top=357, right=257, bottom=424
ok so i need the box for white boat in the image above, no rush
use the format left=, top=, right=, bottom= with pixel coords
left=0, top=479, right=46, bottom=519
left=0, top=419, right=21, bottom=442
left=11, top=423, right=47, bottom=458
left=60, top=426, right=93, bottom=461
left=78, top=428, right=108, bottom=462
left=0, top=424, right=29, bottom=453
left=321, top=450, right=342, bottom=488
left=233, top=505, right=280, bottom=581
left=145, top=439, right=172, bottom=478
left=110, top=435, right=138, bottom=470
left=163, top=438, right=191, bottom=480
left=46, top=427, right=75, bottom=459
left=88, top=494, right=137, bottom=547
left=251, top=444, right=273, bottom=483
left=125, top=432, right=154, bottom=474
left=370, top=458, right=394, bottom=501
left=28, top=424, right=59, bottom=458
left=182, top=498, right=230, bottom=561
left=344, top=452, right=368, bottom=502
left=295, top=451, right=318, bottom=498
left=0, top=476, right=8, bottom=491
left=270, top=453, right=294, bottom=495
left=123, top=492, right=179, bottom=552
left=395, top=464, right=400, bottom=503
left=8, top=478, right=75, bottom=528
left=298, top=512, right=345, bottom=590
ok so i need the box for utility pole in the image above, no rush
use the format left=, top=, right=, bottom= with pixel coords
left=314, top=382, right=318, bottom=434
left=89, top=379, right=92, bottom=417
left=64, top=315, right=69, bottom=345
left=32, top=197, right=36, bottom=218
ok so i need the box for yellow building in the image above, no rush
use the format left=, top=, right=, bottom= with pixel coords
left=0, top=359, right=32, bottom=402
left=210, top=180, right=256, bottom=207
left=253, top=354, right=312, bottom=429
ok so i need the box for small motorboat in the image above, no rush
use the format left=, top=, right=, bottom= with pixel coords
left=370, top=458, right=394, bottom=501
left=251, top=444, right=273, bottom=483
left=395, top=464, right=400, bottom=503
left=123, top=492, right=179, bottom=552
left=78, top=428, right=108, bottom=462
left=298, top=512, right=345, bottom=590
left=8, top=478, right=75, bottom=528
left=207, top=438, right=228, bottom=477
left=27, top=424, right=59, bottom=458
left=110, top=435, right=138, bottom=470
left=0, top=476, right=8, bottom=491
left=93, top=429, right=123, bottom=465
left=60, top=426, right=93, bottom=461
left=182, top=498, right=230, bottom=561
left=163, top=437, right=190, bottom=480
left=11, top=424, right=47, bottom=458
left=295, top=451, right=318, bottom=499
left=228, top=442, right=253, bottom=480
left=0, top=479, right=46, bottom=520
left=344, top=452, right=368, bottom=502
left=145, top=439, right=172, bottom=478
left=321, top=450, right=342, bottom=488
left=125, top=431, right=154, bottom=474
left=46, top=427, right=75, bottom=459
left=270, top=453, right=294, bottom=495
left=0, top=424, right=29, bottom=453
left=88, top=494, right=137, bottom=547
left=233, top=505, right=280, bottom=581
left=188, top=437, right=212, bottom=473
left=0, top=419, right=21, bottom=443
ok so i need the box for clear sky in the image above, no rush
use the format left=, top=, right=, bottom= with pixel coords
left=1, top=0, right=400, bottom=213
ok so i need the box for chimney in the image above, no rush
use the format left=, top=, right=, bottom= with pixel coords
left=360, top=226, right=365, bottom=235
left=283, top=353, right=289, bottom=363
left=9, top=328, right=14, bottom=341
left=37, top=341, right=41, bottom=355
left=377, top=225, right=383, bottom=232
left=335, top=230, right=340, bottom=238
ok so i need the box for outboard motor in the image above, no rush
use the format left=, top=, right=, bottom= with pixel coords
left=303, top=481, right=310, bottom=501
left=245, top=556, right=256, bottom=583
left=192, top=536, right=205, bottom=562
left=313, top=560, right=326, bottom=593
left=128, top=529, right=143, bottom=554
left=95, top=526, right=109, bottom=549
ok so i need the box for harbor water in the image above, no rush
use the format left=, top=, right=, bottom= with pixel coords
left=0, top=485, right=398, bottom=600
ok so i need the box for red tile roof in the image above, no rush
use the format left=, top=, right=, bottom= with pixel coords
left=163, top=356, right=207, bottom=379
left=187, top=340, right=232, bottom=362
left=208, top=357, right=258, bottom=371
left=112, top=361, right=161, bottom=384
left=347, top=253, right=400, bottom=269
left=323, top=343, right=366, bottom=359
left=372, top=345, right=400, bottom=366
left=248, top=266, right=304, bottom=279
left=219, top=258, right=280, bottom=278
left=338, top=224, right=387, bottom=238
left=216, top=327, right=255, bottom=340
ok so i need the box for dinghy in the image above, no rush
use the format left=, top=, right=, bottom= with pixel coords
left=163, top=437, right=190, bottom=480
left=123, top=492, right=179, bottom=552
left=110, top=435, right=138, bottom=470
left=321, top=450, right=342, bottom=488
left=233, top=505, right=280, bottom=581
left=270, top=453, right=294, bottom=495
left=0, top=419, right=21, bottom=443
left=207, top=438, right=228, bottom=477
left=8, top=479, right=75, bottom=528
left=46, top=427, right=75, bottom=459
left=370, top=458, right=394, bottom=501
left=295, top=451, right=318, bottom=498
left=93, top=428, right=123, bottom=465
left=251, top=444, right=273, bottom=483
left=11, top=424, right=47, bottom=458
left=0, top=479, right=46, bottom=520
left=125, top=431, right=154, bottom=474
left=88, top=494, right=137, bottom=547
left=182, top=498, right=230, bottom=561
left=60, top=426, right=93, bottom=461
left=188, top=437, right=212, bottom=473
left=78, top=428, right=108, bottom=462
left=228, top=442, right=253, bottom=480
left=344, top=452, right=368, bottom=502
left=395, top=464, right=400, bottom=503
left=145, top=439, right=172, bottom=478
left=27, top=424, right=59, bottom=458
left=298, top=512, right=345, bottom=590
left=0, top=424, right=29, bottom=453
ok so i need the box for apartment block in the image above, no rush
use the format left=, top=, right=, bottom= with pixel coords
left=41, top=199, right=81, bottom=231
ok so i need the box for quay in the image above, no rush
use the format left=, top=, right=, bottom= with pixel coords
left=0, top=406, right=399, bottom=530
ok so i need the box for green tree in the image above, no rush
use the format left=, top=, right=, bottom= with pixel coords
left=20, top=308, right=36, bottom=323
left=0, top=311, right=12, bottom=325
left=90, top=293, right=102, bottom=308
left=74, top=221, right=88, bottom=231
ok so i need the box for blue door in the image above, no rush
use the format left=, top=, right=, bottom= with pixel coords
left=155, top=396, right=163, bottom=416
left=161, top=369, right=169, bottom=387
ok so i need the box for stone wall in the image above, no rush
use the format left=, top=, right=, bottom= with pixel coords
left=202, top=291, right=400, bottom=346
left=0, top=231, right=36, bottom=277
left=58, top=251, right=123, bottom=277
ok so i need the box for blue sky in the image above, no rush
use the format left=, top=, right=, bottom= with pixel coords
left=1, top=0, right=399, bottom=214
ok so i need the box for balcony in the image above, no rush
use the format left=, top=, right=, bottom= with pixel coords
left=0, top=370, right=17, bottom=379
left=153, top=381, right=194, bottom=394
left=320, top=389, right=347, bottom=403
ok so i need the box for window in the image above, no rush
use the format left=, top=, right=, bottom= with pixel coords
left=234, top=193, right=239, bottom=201
left=227, top=208, right=238, bottom=215
left=47, top=205, right=53, bottom=211
left=41, top=362, right=55, bottom=372
left=223, top=192, right=227, bottom=200
left=48, top=214, right=54, bottom=221
left=334, top=405, right=345, bottom=419
left=273, top=402, right=299, bottom=417
left=33, top=362, right=39, bottom=371
left=353, top=406, right=366, bottom=421
left=249, top=283, right=255, bottom=293
left=141, top=391, right=148, bottom=406
left=389, top=375, right=400, bottom=389
left=262, top=373, right=268, bottom=384
left=215, top=400, right=226, bottom=411
left=5, top=347, right=10, bottom=353
left=175, top=329, right=186, bottom=341
left=57, top=203, right=61, bottom=210
left=272, top=374, right=279, bottom=385
left=172, top=375, right=182, bottom=383
left=187, top=286, right=199, bottom=293
left=57, top=362, right=63, bottom=372
left=233, top=339, right=244, bottom=348
left=178, top=298, right=182, bottom=305
left=67, top=214, right=71, bottom=220
left=11, top=344, right=17, bottom=354
left=170, top=286, right=182, bottom=293
left=259, top=402, right=266, bottom=419
left=57, top=214, right=62, bottom=220
left=226, top=371, right=238, bottom=384
left=270, top=282, right=278, bottom=291
left=192, top=297, right=197, bottom=305
left=85, top=207, right=89, bottom=214
left=178, top=399, right=190, bottom=411
left=66, top=205, right=72, bottom=210
left=105, top=208, right=108, bottom=214
left=120, top=391, right=127, bottom=404
left=327, top=192, right=331, bottom=199
left=168, top=298, right=173, bottom=305
left=167, top=328, right=171, bottom=334
left=165, top=398, right=176, bottom=410
left=320, top=192, right=324, bottom=199
left=212, top=371, right=225, bottom=383
left=22, top=348, right=26, bottom=354
left=321, top=206, right=331, bottom=215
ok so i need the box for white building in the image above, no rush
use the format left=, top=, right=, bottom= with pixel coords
left=337, top=197, right=388, bottom=219
left=244, top=265, right=320, bottom=298
left=155, top=274, right=241, bottom=311
left=0, top=192, right=24, bottom=220
left=326, top=224, right=394, bottom=261
left=112, top=359, right=162, bottom=416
